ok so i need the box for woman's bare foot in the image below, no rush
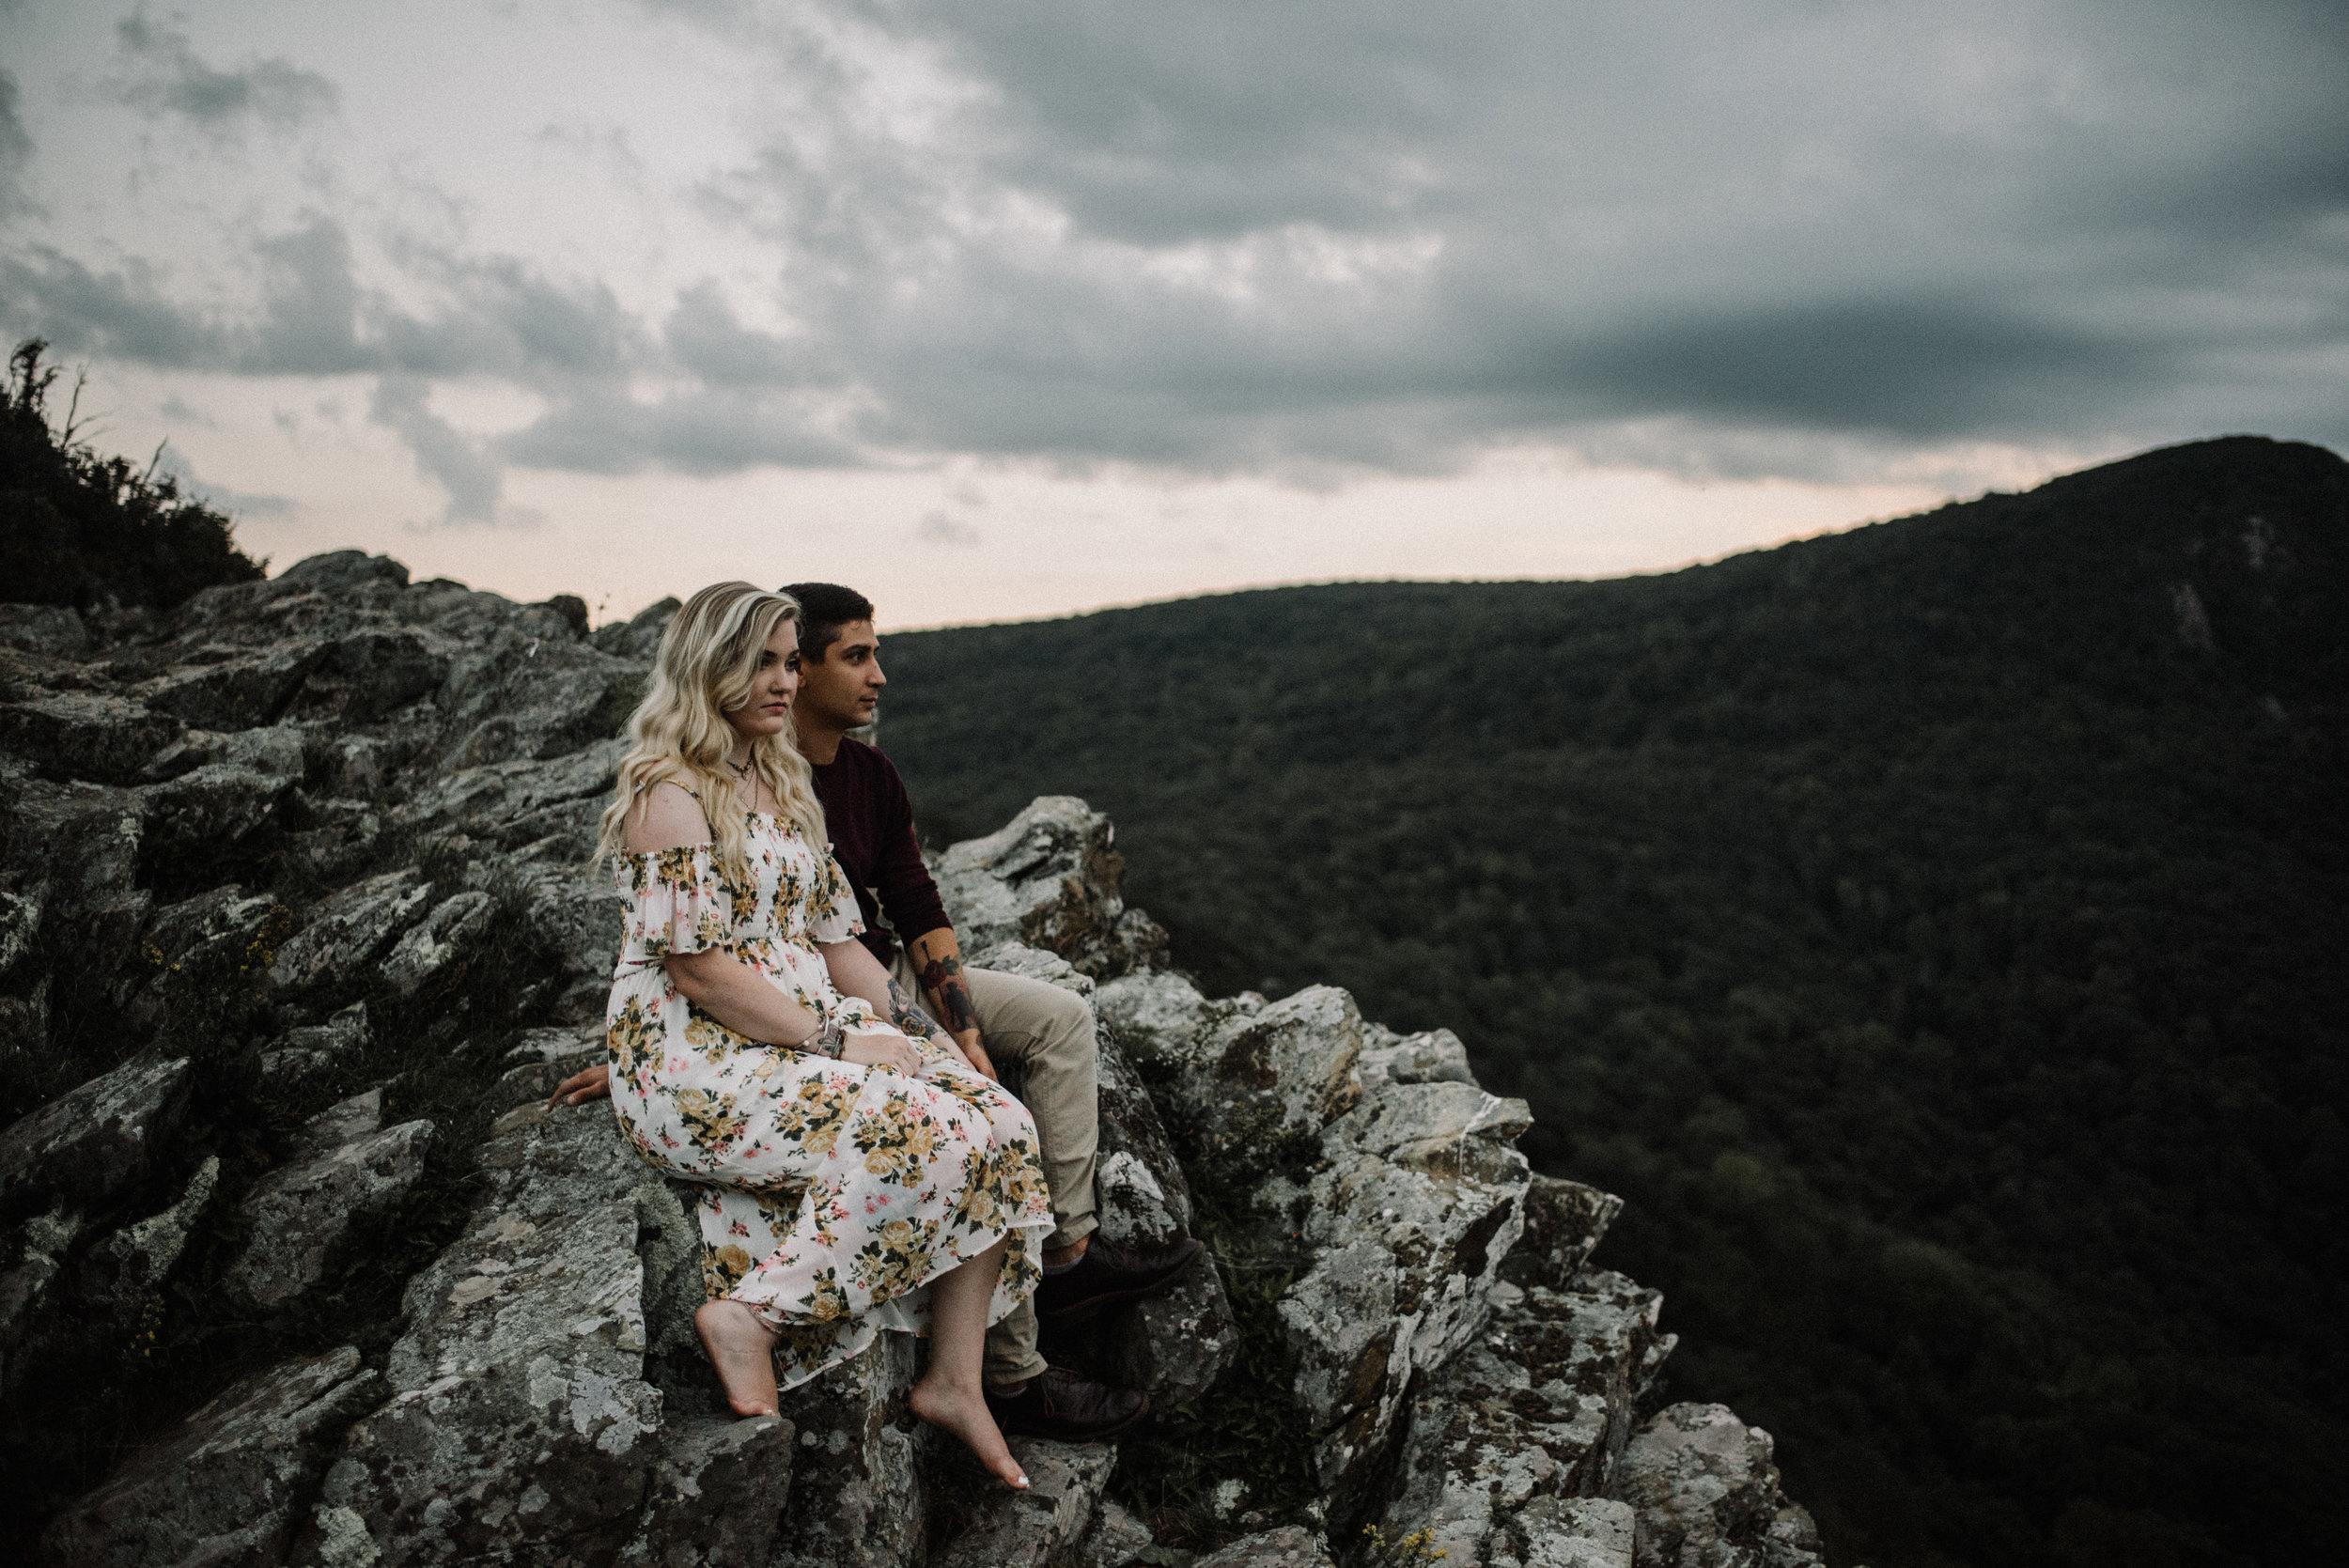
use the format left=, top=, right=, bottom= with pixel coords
left=910, top=1376, right=1029, bottom=1490
left=694, top=1299, right=781, bottom=1418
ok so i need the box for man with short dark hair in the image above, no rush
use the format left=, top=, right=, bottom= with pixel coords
left=779, top=582, right=1201, bottom=1440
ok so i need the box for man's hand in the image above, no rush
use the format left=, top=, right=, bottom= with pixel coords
left=951, top=1027, right=996, bottom=1081
left=548, top=1063, right=611, bottom=1107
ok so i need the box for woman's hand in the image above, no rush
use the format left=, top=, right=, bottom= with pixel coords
left=841, top=1031, right=922, bottom=1075
left=549, top=1063, right=611, bottom=1107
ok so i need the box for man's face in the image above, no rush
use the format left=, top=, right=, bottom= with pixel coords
left=797, top=618, right=885, bottom=733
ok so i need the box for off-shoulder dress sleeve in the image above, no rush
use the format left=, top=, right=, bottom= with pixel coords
left=808, top=846, right=868, bottom=946
left=618, top=844, right=735, bottom=963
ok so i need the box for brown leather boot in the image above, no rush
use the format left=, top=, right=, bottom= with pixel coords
left=1034, top=1235, right=1206, bottom=1321
left=983, top=1366, right=1149, bottom=1440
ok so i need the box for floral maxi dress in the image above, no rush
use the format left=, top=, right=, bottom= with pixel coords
left=604, top=807, right=1050, bottom=1389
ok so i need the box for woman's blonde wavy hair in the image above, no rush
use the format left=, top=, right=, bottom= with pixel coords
left=594, top=582, right=829, bottom=882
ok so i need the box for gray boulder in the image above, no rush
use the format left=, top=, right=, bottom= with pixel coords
left=594, top=597, right=680, bottom=661
left=1111, top=1244, right=1238, bottom=1409
left=934, top=798, right=1169, bottom=979
left=1275, top=1079, right=1532, bottom=1514
left=1380, top=1268, right=1672, bottom=1566
left=226, top=1094, right=432, bottom=1309
left=1193, top=1526, right=1335, bottom=1568
left=1099, top=972, right=1364, bottom=1148
left=770, top=1330, right=930, bottom=1568
left=379, top=891, right=495, bottom=996
left=0, top=604, right=89, bottom=659
left=1357, top=1025, right=1476, bottom=1090
left=1072, top=1496, right=1155, bottom=1568
left=0, top=1201, right=84, bottom=1392
left=138, top=640, right=327, bottom=730
left=39, top=1346, right=383, bottom=1568
left=288, top=1098, right=710, bottom=1566
left=930, top=1438, right=1118, bottom=1568
left=266, top=869, right=431, bottom=992
left=1501, top=1176, right=1627, bottom=1293
left=0, top=692, right=180, bottom=784
left=258, top=1002, right=371, bottom=1083
left=1612, top=1404, right=1822, bottom=1568
left=78, top=1155, right=221, bottom=1340
left=0, top=1053, right=192, bottom=1214
left=622, top=1411, right=798, bottom=1568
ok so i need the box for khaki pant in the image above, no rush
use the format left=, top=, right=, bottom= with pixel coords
left=888, top=952, right=1098, bottom=1386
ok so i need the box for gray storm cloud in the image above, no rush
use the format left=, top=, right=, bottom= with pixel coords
left=106, top=9, right=338, bottom=134
left=2, top=0, right=2343, bottom=501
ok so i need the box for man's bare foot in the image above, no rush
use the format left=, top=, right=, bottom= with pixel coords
left=694, top=1299, right=780, bottom=1418
left=910, top=1377, right=1030, bottom=1490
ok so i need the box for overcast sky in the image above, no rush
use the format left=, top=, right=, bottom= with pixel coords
left=4, top=1, right=2342, bottom=627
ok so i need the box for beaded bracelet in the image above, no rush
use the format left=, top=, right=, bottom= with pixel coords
left=802, top=1019, right=848, bottom=1059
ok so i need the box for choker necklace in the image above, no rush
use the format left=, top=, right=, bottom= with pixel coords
left=725, top=754, right=754, bottom=779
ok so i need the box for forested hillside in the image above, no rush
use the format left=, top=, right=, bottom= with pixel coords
left=879, top=437, right=2349, bottom=1568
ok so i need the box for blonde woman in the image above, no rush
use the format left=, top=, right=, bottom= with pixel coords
left=592, top=581, right=1049, bottom=1490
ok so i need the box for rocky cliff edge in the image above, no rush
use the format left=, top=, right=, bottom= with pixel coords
left=0, top=557, right=1835, bottom=1568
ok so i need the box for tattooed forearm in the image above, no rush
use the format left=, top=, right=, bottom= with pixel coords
left=884, top=977, right=941, bottom=1039
left=919, top=951, right=980, bottom=1036
left=801, top=1019, right=848, bottom=1058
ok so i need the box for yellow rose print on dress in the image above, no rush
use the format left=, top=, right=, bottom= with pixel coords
left=604, top=814, right=1050, bottom=1391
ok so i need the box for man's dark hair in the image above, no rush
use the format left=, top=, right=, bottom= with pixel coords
left=782, top=582, right=875, bottom=662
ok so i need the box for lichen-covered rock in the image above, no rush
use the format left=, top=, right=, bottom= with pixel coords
left=258, top=1001, right=370, bottom=1082
left=1613, top=1404, right=1821, bottom=1568
left=1193, top=1525, right=1335, bottom=1568
left=227, top=1096, right=432, bottom=1310
left=0, top=550, right=1837, bottom=1567
left=1120, top=980, right=1366, bottom=1147
left=1519, top=1497, right=1638, bottom=1568
left=0, top=1201, right=84, bottom=1393
left=771, top=1330, right=931, bottom=1568
left=79, top=1154, right=220, bottom=1333
left=934, top=797, right=1169, bottom=979
left=288, top=1098, right=702, bottom=1566
left=0, top=604, right=89, bottom=659
left=1073, top=1496, right=1155, bottom=1568
left=621, top=1412, right=799, bottom=1568
left=1380, top=1267, right=1672, bottom=1566
left=0, top=692, right=181, bottom=784
left=39, top=1346, right=383, bottom=1568
left=379, top=891, right=494, bottom=996
left=931, top=1437, right=1117, bottom=1568
left=1276, top=1079, right=1532, bottom=1514
left=1357, top=1025, right=1476, bottom=1090
left=265, top=869, right=431, bottom=993
left=137, top=760, right=299, bottom=864
left=0, top=1052, right=192, bottom=1214
left=1501, top=1177, right=1627, bottom=1293
left=1112, top=1244, right=1238, bottom=1408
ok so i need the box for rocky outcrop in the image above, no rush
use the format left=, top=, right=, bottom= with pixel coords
left=40, top=1347, right=384, bottom=1568
left=225, top=1091, right=433, bottom=1309
left=0, top=555, right=1835, bottom=1568
left=934, top=798, right=1170, bottom=980
left=0, top=1052, right=191, bottom=1215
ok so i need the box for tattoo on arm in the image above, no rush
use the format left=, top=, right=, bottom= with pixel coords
left=919, top=953, right=980, bottom=1036
left=884, top=977, right=941, bottom=1039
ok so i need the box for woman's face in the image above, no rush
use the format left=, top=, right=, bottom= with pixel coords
left=723, top=618, right=801, bottom=743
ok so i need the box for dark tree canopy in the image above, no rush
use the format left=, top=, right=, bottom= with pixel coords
left=0, top=340, right=264, bottom=610
left=878, top=436, right=2349, bottom=1568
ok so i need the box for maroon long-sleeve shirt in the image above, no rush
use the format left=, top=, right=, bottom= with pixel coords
left=807, top=737, right=952, bottom=969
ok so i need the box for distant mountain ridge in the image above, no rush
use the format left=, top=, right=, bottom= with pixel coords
left=879, top=436, right=2349, bottom=1568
